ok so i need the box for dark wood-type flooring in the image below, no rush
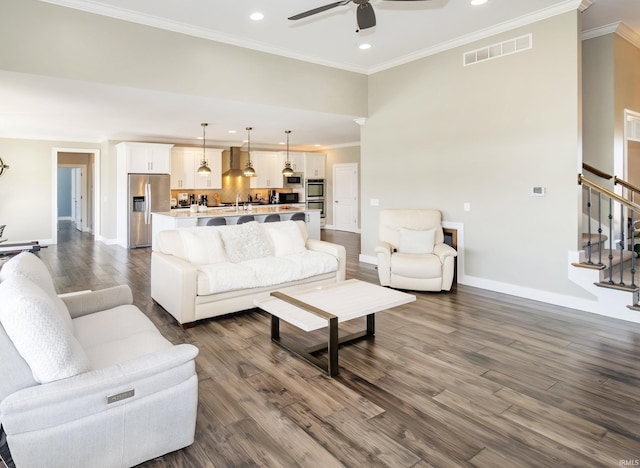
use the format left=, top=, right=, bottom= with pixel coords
left=39, top=222, right=640, bottom=467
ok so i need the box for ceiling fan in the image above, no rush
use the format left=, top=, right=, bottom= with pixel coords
left=288, top=0, right=430, bottom=31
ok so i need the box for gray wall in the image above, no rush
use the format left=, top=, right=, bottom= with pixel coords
left=362, top=12, right=587, bottom=299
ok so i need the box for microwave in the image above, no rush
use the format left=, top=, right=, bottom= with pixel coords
left=278, top=192, right=299, bottom=204
left=284, top=173, right=304, bottom=188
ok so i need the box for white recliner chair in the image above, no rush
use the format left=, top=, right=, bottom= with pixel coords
left=375, top=209, right=457, bottom=291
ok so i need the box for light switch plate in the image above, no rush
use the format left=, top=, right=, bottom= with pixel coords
left=370, top=198, right=379, bottom=206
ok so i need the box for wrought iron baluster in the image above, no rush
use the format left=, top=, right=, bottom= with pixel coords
left=586, top=187, right=593, bottom=264
left=607, top=198, right=614, bottom=284
left=597, top=192, right=603, bottom=265
left=619, top=203, right=625, bottom=286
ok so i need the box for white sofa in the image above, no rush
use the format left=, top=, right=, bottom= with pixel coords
left=0, top=252, right=199, bottom=468
left=151, top=220, right=346, bottom=327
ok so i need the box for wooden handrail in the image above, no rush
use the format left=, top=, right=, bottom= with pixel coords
left=614, top=176, right=640, bottom=196
left=578, top=174, right=640, bottom=213
left=582, top=163, right=612, bottom=180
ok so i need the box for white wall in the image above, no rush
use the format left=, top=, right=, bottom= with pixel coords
left=362, top=12, right=589, bottom=300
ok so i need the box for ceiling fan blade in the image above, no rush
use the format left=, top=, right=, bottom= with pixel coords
left=288, top=1, right=351, bottom=21
left=356, top=2, right=376, bottom=30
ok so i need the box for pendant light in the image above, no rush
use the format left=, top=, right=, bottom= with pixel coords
left=282, top=130, right=294, bottom=177
left=243, top=126, right=256, bottom=177
left=197, top=123, right=212, bottom=176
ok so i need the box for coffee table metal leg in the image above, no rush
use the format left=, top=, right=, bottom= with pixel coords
left=327, top=317, right=339, bottom=377
left=271, top=315, right=280, bottom=340
left=367, top=313, right=375, bottom=335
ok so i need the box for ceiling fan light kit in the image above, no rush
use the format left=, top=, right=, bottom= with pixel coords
left=288, top=0, right=431, bottom=31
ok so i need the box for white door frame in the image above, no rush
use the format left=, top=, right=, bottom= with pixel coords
left=52, top=148, right=101, bottom=244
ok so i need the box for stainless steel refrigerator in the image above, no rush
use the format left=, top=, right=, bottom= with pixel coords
left=128, top=173, right=170, bottom=248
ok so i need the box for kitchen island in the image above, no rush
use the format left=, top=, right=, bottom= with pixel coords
left=152, top=206, right=321, bottom=249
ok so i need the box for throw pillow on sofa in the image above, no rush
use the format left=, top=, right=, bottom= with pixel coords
left=0, top=276, right=90, bottom=383
left=217, top=221, right=273, bottom=263
left=179, top=228, right=227, bottom=265
left=261, top=221, right=306, bottom=257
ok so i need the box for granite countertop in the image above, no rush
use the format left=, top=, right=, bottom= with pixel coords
left=155, top=205, right=317, bottom=219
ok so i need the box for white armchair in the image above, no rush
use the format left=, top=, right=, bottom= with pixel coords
left=375, top=209, right=457, bottom=291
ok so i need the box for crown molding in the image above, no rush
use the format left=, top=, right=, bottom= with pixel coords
left=42, top=0, right=588, bottom=76
left=582, top=21, right=640, bottom=49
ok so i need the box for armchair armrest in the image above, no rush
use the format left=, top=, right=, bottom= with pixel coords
left=375, top=241, right=392, bottom=255
left=306, top=239, right=347, bottom=281
left=61, top=285, right=133, bottom=319
left=434, top=243, right=457, bottom=262
left=1, top=344, right=199, bottom=435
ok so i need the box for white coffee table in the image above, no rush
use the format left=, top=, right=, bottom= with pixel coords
left=253, top=279, right=416, bottom=377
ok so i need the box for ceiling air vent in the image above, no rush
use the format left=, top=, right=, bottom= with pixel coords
left=463, top=34, right=532, bottom=66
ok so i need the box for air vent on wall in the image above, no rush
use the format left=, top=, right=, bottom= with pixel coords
left=463, top=34, right=532, bottom=66
left=628, top=115, right=640, bottom=142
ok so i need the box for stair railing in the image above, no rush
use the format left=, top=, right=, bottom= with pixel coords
left=579, top=168, right=640, bottom=289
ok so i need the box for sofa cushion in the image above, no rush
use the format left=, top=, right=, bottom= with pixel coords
left=0, top=252, right=73, bottom=334
left=217, top=221, right=273, bottom=263
left=391, top=252, right=442, bottom=278
left=179, top=228, right=227, bottom=265
left=398, top=227, right=436, bottom=254
left=262, top=221, right=306, bottom=256
left=73, top=305, right=172, bottom=369
left=195, top=251, right=339, bottom=295
left=0, top=276, right=90, bottom=383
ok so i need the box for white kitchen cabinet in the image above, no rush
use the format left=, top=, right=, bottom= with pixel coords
left=171, top=147, right=196, bottom=190
left=117, top=142, right=173, bottom=174
left=305, top=153, right=326, bottom=178
left=194, top=148, right=222, bottom=189
left=171, top=147, right=222, bottom=190
left=279, top=151, right=305, bottom=173
left=250, top=151, right=285, bottom=189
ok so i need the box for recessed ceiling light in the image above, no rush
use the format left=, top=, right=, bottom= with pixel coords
left=279, top=142, right=285, bottom=145
left=359, top=43, right=371, bottom=50
left=314, top=144, right=321, bottom=147
left=250, top=12, right=264, bottom=21
left=470, top=0, right=487, bottom=5
left=228, top=130, right=236, bottom=134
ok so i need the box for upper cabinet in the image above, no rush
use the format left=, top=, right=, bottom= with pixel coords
left=194, top=149, right=222, bottom=189
left=279, top=151, right=305, bottom=173
left=305, top=153, right=326, bottom=179
left=250, top=151, right=285, bottom=189
left=171, top=147, right=222, bottom=190
left=117, top=142, right=173, bottom=174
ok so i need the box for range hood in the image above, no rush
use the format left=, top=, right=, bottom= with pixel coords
left=223, top=147, right=245, bottom=177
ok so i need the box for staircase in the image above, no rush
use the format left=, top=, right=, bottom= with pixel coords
left=569, top=165, right=640, bottom=323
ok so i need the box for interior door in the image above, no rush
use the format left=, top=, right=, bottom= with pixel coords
left=333, top=163, right=359, bottom=232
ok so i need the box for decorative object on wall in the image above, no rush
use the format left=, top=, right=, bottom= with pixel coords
left=197, top=123, right=212, bottom=176
left=282, top=130, right=294, bottom=177
left=0, top=156, right=9, bottom=177
left=243, top=127, right=256, bottom=177
left=288, top=0, right=431, bottom=31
